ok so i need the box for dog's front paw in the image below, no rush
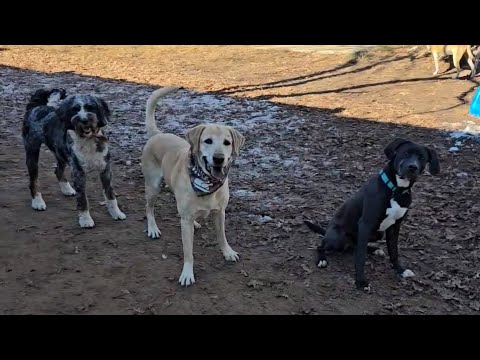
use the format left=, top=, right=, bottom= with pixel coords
left=31, top=193, right=47, bottom=211
left=106, top=199, right=126, bottom=220
left=179, top=263, right=195, bottom=287
left=223, top=246, right=239, bottom=262
left=112, top=210, right=127, bottom=220
left=373, top=249, right=386, bottom=257
left=79, top=211, right=95, bottom=228
left=59, top=182, right=76, bottom=196
left=355, top=279, right=371, bottom=292
left=147, top=223, right=161, bottom=238
left=194, top=221, right=201, bottom=229
left=401, top=269, right=415, bottom=278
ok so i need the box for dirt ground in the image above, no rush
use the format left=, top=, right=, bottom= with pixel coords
left=0, top=45, right=479, bottom=315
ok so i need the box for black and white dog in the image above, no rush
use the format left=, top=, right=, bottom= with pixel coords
left=305, top=138, right=440, bottom=291
left=22, top=88, right=126, bottom=227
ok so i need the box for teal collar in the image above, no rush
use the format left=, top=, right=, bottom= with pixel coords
left=379, top=170, right=396, bottom=191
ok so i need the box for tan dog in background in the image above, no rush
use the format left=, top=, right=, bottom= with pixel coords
left=429, top=45, right=476, bottom=79
left=141, top=87, right=245, bottom=287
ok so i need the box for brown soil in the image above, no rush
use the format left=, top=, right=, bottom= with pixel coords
left=0, top=45, right=479, bottom=314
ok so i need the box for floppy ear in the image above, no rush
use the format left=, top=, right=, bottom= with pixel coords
left=96, top=97, right=111, bottom=127
left=228, top=127, right=245, bottom=156
left=185, top=124, right=206, bottom=155
left=426, top=147, right=440, bottom=175
left=54, top=100, right=75, bottom=130
left=384, top=138, right=411, bottom=160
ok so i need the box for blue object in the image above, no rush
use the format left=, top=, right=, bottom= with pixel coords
left=470, top=87, right=480, bottom=117
left=379, top=170, right=396, bottom=191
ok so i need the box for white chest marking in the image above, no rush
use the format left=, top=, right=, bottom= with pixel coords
left=69, top=130, right=108, bottom=172
left=378, top=199, right=408, bottom=231
left=395, top=175, right=410, bottom=188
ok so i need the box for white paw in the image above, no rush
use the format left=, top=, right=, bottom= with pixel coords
left=194, top=221, right=201, bottom=229
left=31, top=193, right=47, bottom=211
left=317, top=260, right=328, bottom=268
left=147, top=220, right=161, bottom=238
left=179, top=263, right=195, bottom=287
left=106, top=199, right=126, bottom=220
left=374, top=249, right=386, bottom=257
left=59, top=182, right=76, bottom=196
left=433, top=71, right=438, bottom=76
left=78, top=211, right=95, bottom=228
left=223, top=246, right=239, bottom=262
left=401, top=269, right=415, bottom=278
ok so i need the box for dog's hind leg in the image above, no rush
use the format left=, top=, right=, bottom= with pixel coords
left=317, top=236, right=337, bottom=268
left=317, top=242, right=328, bottom=268
left=317, top=231, right=350, bottom=268
left=25, top=140, right=46, bottom=211
left=55, top=154, right=76, bottom=196
left=452, top=51, right=462, bottom=79
left=212, top=209, right=239, bottom=262
left=466, top=49, right=476, bottom=79
left=144, top=170, right=162, bottom=238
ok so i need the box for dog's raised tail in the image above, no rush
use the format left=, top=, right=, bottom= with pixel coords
left=145, top=86, right=181, bottom=138
left=304, top=220, right=326, bottom=236
left=26, top=88, right=66, bottom=111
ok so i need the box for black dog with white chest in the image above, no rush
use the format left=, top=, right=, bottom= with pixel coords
left=305, top=138, right=440, bottom=291
left=22, top=88, right=126, bottom=227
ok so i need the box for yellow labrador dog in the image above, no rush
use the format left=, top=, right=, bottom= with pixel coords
left=429, top=45, right=476, bottom=79
left=141, top=87, right=245, bottom=287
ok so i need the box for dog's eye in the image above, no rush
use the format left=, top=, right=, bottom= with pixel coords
left=72, top=105, right=81, bottom=112
left=84, top=104, right=94, bottom=112
left=204, top=139, right=213, bottom=144
left=224, top=140, right=231, bottom=146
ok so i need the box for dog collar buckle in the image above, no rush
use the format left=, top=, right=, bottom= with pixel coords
left=379, top=170, right=396, bottom=191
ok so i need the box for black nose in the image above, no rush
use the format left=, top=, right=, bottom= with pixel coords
left=408, top=164, right=418, bottom=172
left=213, top=156, right=224, bottom=165
left=72, top=114, right=89, bottom=123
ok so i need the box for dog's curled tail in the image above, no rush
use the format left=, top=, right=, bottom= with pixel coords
left=145, top=86, right=181, bottom=138
left=26, top=88, right=66, bottom=111
left=304, top=220, right=326, bottom=236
